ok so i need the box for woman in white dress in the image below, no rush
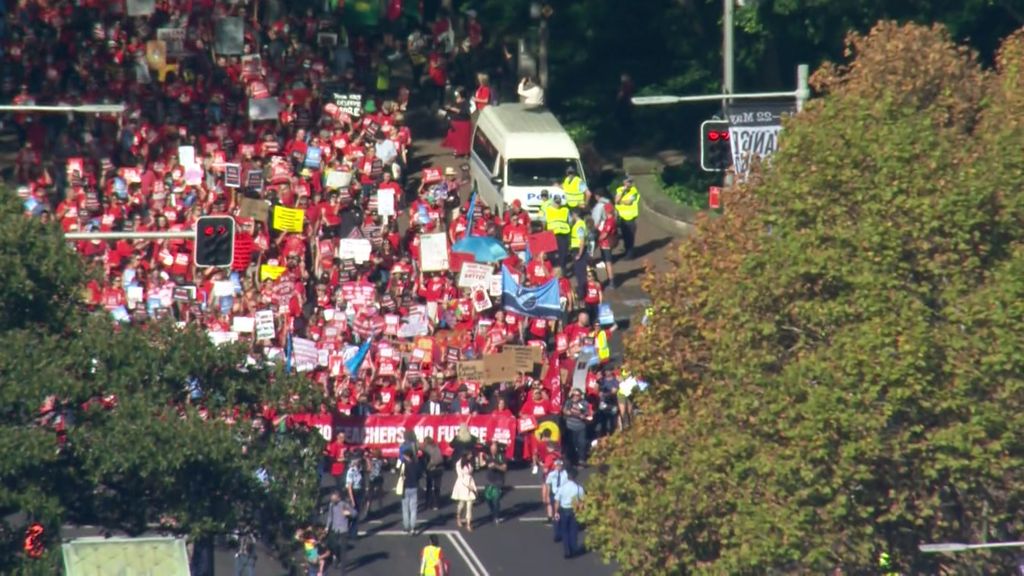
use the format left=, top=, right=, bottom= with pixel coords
left=450, top=452, right=477, bottom=531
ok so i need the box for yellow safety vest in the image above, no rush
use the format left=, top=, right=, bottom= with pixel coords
left=562, top=176, right=585, bottom=208
left=615, top=185, right=640, bottom=221
left=545, top=205, right=570, bottom=235
left=570, top=220, right=587, bottom=249
left=421, top=545, right=442, bottom=575
left=594, top=329, right=610, bottom=361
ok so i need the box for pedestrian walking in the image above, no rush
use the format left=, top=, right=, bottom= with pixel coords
left=399, top=447, right=422, bottom=534
left=419, top=534, right=450, bottom=575
left=562, top=388, right=593, bottom=466
left=614, top=176, right=641, bottom=259
left=543, top=458, right=568, bottom=527
left=231, top=527, right=256, bottom=576
left=364, top=449, right=385, bottom=519
left=421, top=436, right=445, bottom=510
left=482, top=440, right=507, bottom=523
left=554, top=468, right=586, bottom=558
left=324, top=491, right=355, bottom=575
left=345, top=451, right=365, bottom=538
left=451, top=452, right=478, bottom=531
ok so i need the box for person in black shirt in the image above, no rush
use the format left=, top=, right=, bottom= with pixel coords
left=400, top=448, right=422, bottom=535
left=482, top=440, right=507, bottom=524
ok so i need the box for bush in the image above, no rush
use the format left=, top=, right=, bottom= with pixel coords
left=659, top=162, right=721, bottom=210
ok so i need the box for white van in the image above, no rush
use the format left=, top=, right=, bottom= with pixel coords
left=469, top=104, right=585, bottom=218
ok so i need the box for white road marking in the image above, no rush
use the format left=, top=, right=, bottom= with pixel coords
left=511, top=484, right=543, bottom=489
left=450, top=529, right=491, bottom=576
left=518, top=517, right=550, bottom=522
left=370, top=529, right=488, bottom=576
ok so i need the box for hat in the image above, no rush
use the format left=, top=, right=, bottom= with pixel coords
left=511, top=199, right=522, bottom=209
left=565, top=166, right=577, bottom=175
left=540, top=189, right=550, bottom=197
left=553, top=196, right=563, bottom=205
left=624, top=175, right=634, bottom=183
left=444, top=166, right=457, bottom=176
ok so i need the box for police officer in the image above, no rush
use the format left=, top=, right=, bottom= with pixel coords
left=614, top=176, right=640, bottom=259
left=560, top=166, right=589, bottom=209
left=553, top=468, right=586, bottom=559
left=544, top=196, right=571, bottom=269
left=569, top=209, right=590, bottom=305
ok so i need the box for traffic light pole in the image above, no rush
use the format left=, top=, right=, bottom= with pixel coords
left=632, top=64, right=811, bottom=112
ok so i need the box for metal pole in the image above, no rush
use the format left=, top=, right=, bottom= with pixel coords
left=920, top=541, right=1024, bottom=553
left=796, top=64, right=810, bottom=113
left=633, top=90, right=800, bottom=106
left=538, top=18, right=550, bottom=90
left=723, top=0, right=734, bottom=106
left=0, top=104, right=126, bottom=114
left=65, top=231, right=195, bottom=241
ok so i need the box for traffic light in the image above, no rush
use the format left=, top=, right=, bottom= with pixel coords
left=194, top=216, right=235, bottom=268
left=700, top=120, right=732, bottom=172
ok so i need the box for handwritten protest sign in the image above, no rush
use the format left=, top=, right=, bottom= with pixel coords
left=214, top=17, right=244, bottom=55
left=272, top=205, right=305, bottom=233
left=157, top=28, right=186, bottom=56
left=249, top=97, right=281, bottom=121
left=419, top=233, right=449, bottom=272
left=338, top=238, right=373, bottom=264
left=239, top=197, right=269, bottom=223
left=457, top=360, right=486, bottom=381
left=255, top=310, right=275, bottom=340
left=332, top=93, right=363, bottom=116
left=458, top=262, right=492, bottom=288
left=377, top=188, right=396, bottom=217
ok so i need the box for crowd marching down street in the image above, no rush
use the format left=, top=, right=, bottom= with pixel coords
left=8, top=1, right=649, bottom=573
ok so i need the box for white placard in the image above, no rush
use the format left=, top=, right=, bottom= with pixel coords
left=377, top=188, right=395, bottom=216
left=419, top=233, right=449, bottom=272
left=184, top=163, right=203, bottom=186
left=472, top=288, right=493, bottom=312
left=178, top=145, right=196, bottom=167
left=292, top=337, right=319, bottom=372
left=232, top=316, right=255, bottom=333
left=208, top=331, right=240, bottom=346
left=213, top=281, right=235, bottom=297
left=489, top=274, right=502, bottom=297
left=255, top=309, right=275, bottom=340
left=398, top=318, right=430, bottom=339
left=338, top=238, right=373, bottom=264
left=126, top=285, right=144, bottom=308
left=458, top=262, right=492, bottom=288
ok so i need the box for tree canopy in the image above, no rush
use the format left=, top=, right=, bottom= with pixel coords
left=581, top=22, right=1024, bottom=575
left=0, top=190, right=323, bottom=574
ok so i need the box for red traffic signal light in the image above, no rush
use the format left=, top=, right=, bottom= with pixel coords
left=700, top=120, right=733, bottom=172
left=707, top=130, right=730, bottom=142
left=194, top=216, right=235, bottom=268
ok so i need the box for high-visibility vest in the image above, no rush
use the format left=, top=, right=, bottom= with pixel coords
left=615, top=185, right=640, bottom=221
left=594, top=329, right=610, bottom=361
left=570, top=220, right=587, bottom=249
left=545, top=205, right=570, bottom=235
left=562, top=176, right=585, bottom=208
left=421, top=545, right=442, bottom=575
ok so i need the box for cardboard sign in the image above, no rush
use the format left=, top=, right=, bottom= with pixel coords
left=338, top=238, right=373, bottom=264
left=239, top=197, right=269, bottom=223
left=527, top=231, right=558, bottom=256
left=225, top=163, right=241, bottom=188
left=214, top=17, right=245, bottom=55
left=457, top=360, right=486, bottom=381
left=249, top=97, right=282, bottom=121
left=419, top=233, right=449, bottom=272
left=246, top=169, right=264, bottom=191
left=157, top=28, right=186, bottom=56
left=481, top=345, right=543, bottom=383
left=332, top=93, right=363, bottom=116
left=458, top=262, right=492, bottom=288
left=272, top=205, right=305, bottom=233
left=255, top=310, right=275, bottom=340
left=376, top=188, right=395, bottom=217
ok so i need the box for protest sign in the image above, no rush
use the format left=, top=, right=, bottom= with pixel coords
left=337, top=238, right=373, bottom=263
left=457, top=360, right=486, bottom=381
left=340, top=281, right=377, bottom=307
left=183, top=164, right=203, bottom=185
left=213, top=281, right=235, bottom=298
left=317, top=33, right=338, bottom=47
left=249, top=97, right=281, bottom=121
left=457, top=262, right=491, bottom=288
left=376, top=188, right=395, bottom=216
left=598, top=303, right=616, bottom=326
left=214, top=17, right=245, bottom=55
left=331, top=93, right=363, bottom=116
left=419, top=233, right=449, bottom=271
left=254, top=310, right=275, bottom=340
left=127, top=0, right=155, bottom=16
left=527, top=231, right=558, bottom=255
left=325, top=170, right=351, bottom=190
left=488, top=274, right=502, bottom=297
left=292, top=337, right=319, bottom=372
left=304, top=146, right=322, bottom=169
left=481, top=345, right=542, bottom=383
left=272, top=205, right=305, bottom=233
left=397, top=317, right=430, bottom=338
left=177, top=145, right=196, bottom=167
left=172, top=286, right=195, bottom=302
left=157, top=28, right=186, bottom=56
left=238, top=198, right=269, bottom=224
left=208, top=331, right=240, bottom=346
left=232, top=316, right=255, bottom=333
left=471, top=288, right=492, bottom=312
left=296, top=413, right=517, bottom=458
left=224, top=163, right=241, bottom=188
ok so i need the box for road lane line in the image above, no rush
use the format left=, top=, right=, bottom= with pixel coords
left=367, top=529, right=485, bottom=576
left=450, top=529, right=491, bottom=576
left=518, top=516, right=549, bottom=522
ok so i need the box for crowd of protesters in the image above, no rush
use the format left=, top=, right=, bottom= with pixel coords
left=7, top=0, right=649, bottom=573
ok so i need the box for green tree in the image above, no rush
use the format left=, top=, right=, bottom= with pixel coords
left=582, top=22, right=1024, bottom=574
left=0, top=190, right=322, bottom=573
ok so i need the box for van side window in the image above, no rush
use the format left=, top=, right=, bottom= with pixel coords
left=472, top=130, right=499, bottom=174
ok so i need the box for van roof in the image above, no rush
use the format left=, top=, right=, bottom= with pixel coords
left=477, top=104, right=580, bottom=160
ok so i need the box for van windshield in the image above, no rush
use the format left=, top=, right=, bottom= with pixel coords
left=506, top=159, right=581, bottom=187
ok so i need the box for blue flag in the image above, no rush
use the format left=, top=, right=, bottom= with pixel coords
left=465, top=185, right=478, bottom=236
left=345, top=339, right=372, bottom=376
left=501, top=265, right=562, bottom=320
left=285, top=333, right=293, bottom=374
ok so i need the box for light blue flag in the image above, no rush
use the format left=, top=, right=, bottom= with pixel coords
left=345, top=338, right=373, bottom=375
left=501, top=265, right=562, bottom=320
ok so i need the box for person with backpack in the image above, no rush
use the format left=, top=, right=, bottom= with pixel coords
left=482, top=440, right=508, bottom=524
left=419, top=534, right=450, bottom=575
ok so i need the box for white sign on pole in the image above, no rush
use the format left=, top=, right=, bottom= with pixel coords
left=377, top=189, right=396, bottom=216
left=255, top=310, right=275, bottom=340
left=489, top=274, right=502, bottom=297
left=458, top=262, right=492, bottom=288
left=419, top=233, right=449, bottom=272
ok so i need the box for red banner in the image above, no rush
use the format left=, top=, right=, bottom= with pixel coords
left=305, top=413, right=519, bottom=459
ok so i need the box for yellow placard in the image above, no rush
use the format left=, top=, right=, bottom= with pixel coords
left=272, top=205, right=305, bottom=233
left=260, top=265, right=287, bottom=281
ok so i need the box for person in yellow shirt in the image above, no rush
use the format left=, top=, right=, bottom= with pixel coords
left=420, top=534, right=449, bottom=575
left=559, top=166, right=590, bottom=209
left=614, top=176, right=640, bottom=259
left=544, top=196, right=571, bottom=270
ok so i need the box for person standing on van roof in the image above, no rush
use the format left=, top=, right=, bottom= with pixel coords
left=544, top=195, right=571, bottom=270
left=518, top=76, right=545, bottom=107
left=560, top=166, right=589, bottom=209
